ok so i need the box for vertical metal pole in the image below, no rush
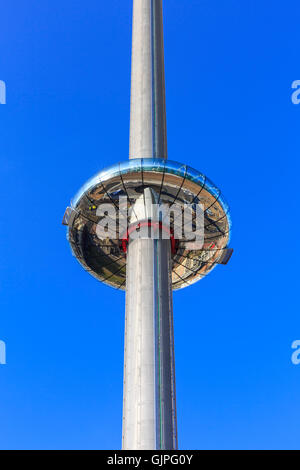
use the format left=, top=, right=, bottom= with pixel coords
left=129, top=0, right=168, bottom=160
left=122, top=0, right=177, bottom=450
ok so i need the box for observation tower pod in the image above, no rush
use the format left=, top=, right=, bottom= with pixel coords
left=63, top=159, right=232, bottom=291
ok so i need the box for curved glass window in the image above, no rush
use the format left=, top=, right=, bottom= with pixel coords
left=99, top=163, right=120, bottom=184
left=142, top=158, right=166, bottom=174
left=217, top=195, right=230, bottom=216
left=186, top=166, right=206, bottom=188
left=204, top=177, right=221, bottom=200
left=119, top=159, right=142, bottom=175
left=72, top=173, right=102, bottom=207
left=165, top=161, right=186, bottom=178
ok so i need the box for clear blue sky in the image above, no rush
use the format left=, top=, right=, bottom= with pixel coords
left=0, top=0, right=299, bottom=450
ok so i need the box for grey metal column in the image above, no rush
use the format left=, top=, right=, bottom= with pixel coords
left=129, top=0, right=168, bottom=160
left=122, top=0, right=177, bottom=450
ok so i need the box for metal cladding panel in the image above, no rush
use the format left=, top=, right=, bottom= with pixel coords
left=123, top=238, right=156, bottom=449
left=151, top=0, right=168, bottom=159
left=122, top=237, right=177, bottom=450
left=129, top=0, right=167, bottom=159
left=154, top=239, right=177, bottom=449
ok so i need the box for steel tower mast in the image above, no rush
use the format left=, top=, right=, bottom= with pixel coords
left=123, top=0, right=177, bottom=450
left=63, top=0, right=233, bottom=452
